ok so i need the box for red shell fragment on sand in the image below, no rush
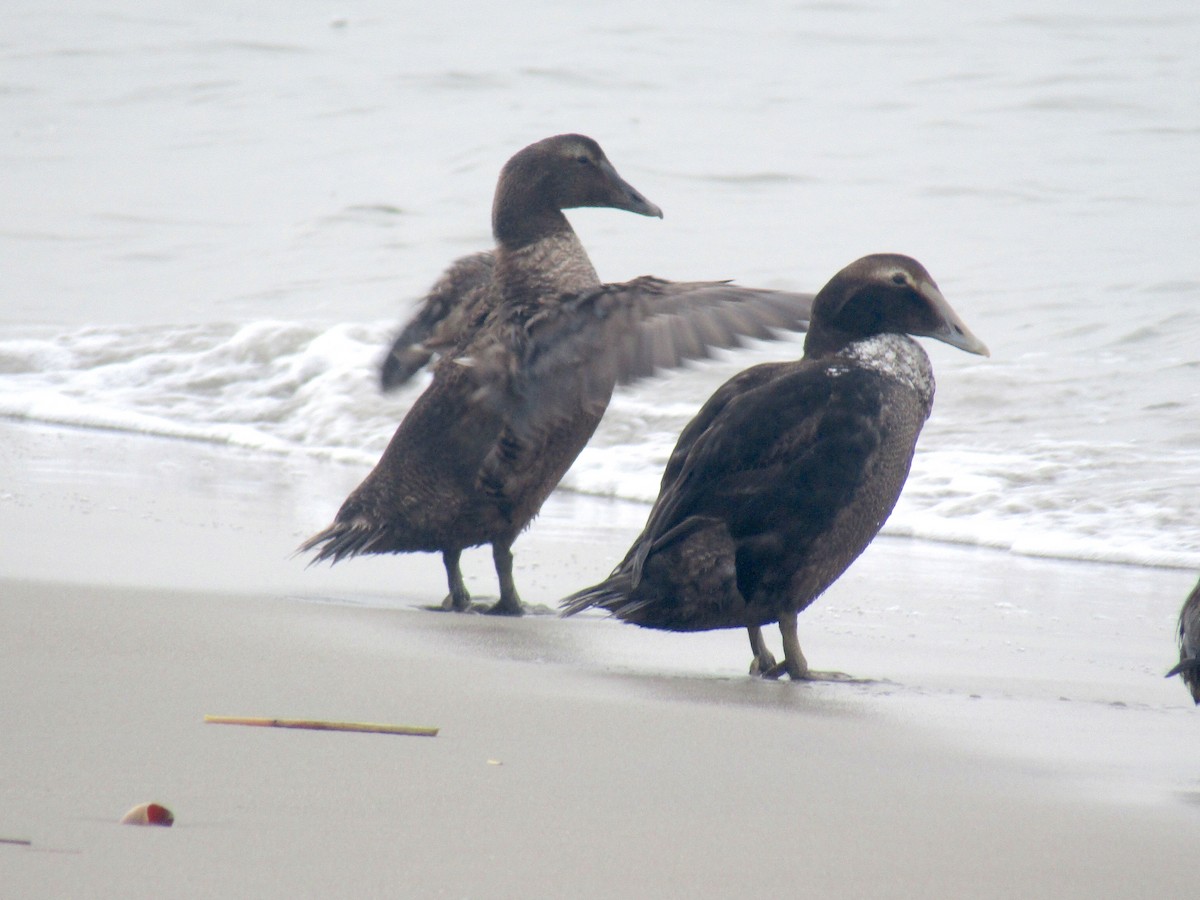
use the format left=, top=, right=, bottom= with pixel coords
left=119, top=802, right=175, bottom=827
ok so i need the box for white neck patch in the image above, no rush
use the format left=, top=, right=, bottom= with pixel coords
left=833, top=333, right=934, bottom=403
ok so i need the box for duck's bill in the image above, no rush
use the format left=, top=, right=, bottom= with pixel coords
left=596, top=158, right=664, bottom=219
left=920, top=282, right=990, bottom=357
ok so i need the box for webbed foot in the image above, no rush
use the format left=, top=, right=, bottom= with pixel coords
left=484, top=597, right=525, bottom=617
left=749, top=655, right=776, bottom=676
left=440, top=592, right=472, bottom=612
left=760, top=663, right=864, bottom=683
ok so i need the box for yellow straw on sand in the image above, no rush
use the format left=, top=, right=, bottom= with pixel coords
left=204, top=715, right=438, bottom=737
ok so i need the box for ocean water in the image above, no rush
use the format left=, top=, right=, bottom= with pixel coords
left=3, top=1, right=1198, bottom=569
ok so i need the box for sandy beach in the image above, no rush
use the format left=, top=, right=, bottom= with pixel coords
left=1, top=419, right=1197, bottom=898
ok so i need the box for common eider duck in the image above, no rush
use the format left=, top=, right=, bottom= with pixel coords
left=562, top=254, right=989, bottom=678
left=301, top=134, right=815, bottom=615
left=1166, top=577, right=1200, bottom=704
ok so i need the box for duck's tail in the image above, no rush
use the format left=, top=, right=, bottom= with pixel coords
left=1166, top=657, right=1200, bottom=706
left=560, top=568, right=641, bottom=619
left=297, top=517, right=389, bottom=565
left=1165, top=656, right=1200, bottom=679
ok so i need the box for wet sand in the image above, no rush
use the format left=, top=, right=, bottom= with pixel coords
left=1, top=420, right=1197, bottom=898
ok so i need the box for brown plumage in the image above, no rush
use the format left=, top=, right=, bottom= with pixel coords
left=562, top=254, right=989, bottom=677
left=301, top=134, right=815, bottom=614
left=1165, top=577, right=1200, bottom=704
left=380, top=251, right=495, bottom=391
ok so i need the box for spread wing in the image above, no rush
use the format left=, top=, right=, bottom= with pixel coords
left=380, top=251, right=496, bottom=391
left=464, top=276, right=814, bottom=443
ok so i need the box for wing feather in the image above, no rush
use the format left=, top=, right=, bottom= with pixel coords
left=468, top=278, right=813, bottom=443
left=380, top=252, right=496, bottom=390
left=448, top=277, right=812, bottom=518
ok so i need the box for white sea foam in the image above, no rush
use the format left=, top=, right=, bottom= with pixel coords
left=3, top=339, right=1196, bottom=578
left=8, top=319, right=1198, bottom=571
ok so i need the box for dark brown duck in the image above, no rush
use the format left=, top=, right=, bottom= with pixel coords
left=301, top=134, right=815, bottom=614
left=1165, top=577, right=1200, bottom=704
left=562, top=254, right=989, bottom=677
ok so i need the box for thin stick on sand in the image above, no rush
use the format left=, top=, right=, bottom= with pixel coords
left=204, top=715, right=438, bottom=737
left=0, top=838, right=33, bottom=846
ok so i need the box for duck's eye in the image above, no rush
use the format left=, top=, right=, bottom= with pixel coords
left=576, top=155, right=592, bottom=166
left=891, top=272, right=908, bottom=286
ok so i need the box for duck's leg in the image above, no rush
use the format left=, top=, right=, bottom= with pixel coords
left=486, top=542, right=525, bottom=616
left=747, top=625, right=777, bottom=675
left=760, top=613, right=810, bottom=680
left=776, top=612, right=811, bottom=679
left=764, top=612, right=860, bottom=682
left=440, top=548, right=472, bottom=612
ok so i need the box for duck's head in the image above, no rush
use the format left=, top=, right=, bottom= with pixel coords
left=492, top=134, right=662, bottom=246
left=804, top=254, right=989, bottom=358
